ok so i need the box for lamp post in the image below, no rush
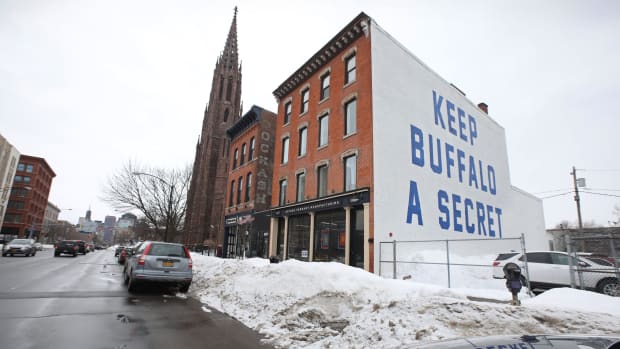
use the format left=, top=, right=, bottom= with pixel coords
left=132, top=172, right=174, bottom=242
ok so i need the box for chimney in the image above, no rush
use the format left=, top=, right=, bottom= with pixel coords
left=478, top=102, right=488, bottom=114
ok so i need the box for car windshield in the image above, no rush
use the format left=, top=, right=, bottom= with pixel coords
left=148, top=243, right=185, bottom=257
left=10, top=240, right=29, bottom=245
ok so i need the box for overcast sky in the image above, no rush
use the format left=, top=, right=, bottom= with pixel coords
left=1, top=0, right=619, bottom=229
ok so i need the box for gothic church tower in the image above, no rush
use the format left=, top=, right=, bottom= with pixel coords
left=184, top=9, right=242, bottom=247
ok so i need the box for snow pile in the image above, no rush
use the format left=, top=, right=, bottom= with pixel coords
left=190, top=255, right=620, bottom=349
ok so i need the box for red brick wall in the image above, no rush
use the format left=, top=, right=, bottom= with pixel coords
left=271, top=33, right=375, bottom=270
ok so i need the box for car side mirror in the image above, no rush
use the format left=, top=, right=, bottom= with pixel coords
left=578, top=261, right=588, bottom=267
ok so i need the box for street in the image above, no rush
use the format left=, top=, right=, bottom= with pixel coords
left=0, top=247, right=273, bottom=349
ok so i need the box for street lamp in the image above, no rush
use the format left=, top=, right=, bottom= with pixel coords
left=132, top=171, right=175, bottom=242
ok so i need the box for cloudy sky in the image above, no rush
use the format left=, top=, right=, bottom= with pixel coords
left=1, top=0, right=619, bottom=228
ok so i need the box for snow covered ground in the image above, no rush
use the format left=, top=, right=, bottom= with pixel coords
left=189, top=254, right=620, bottom=349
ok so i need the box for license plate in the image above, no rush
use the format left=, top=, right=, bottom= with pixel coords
left=162, top=261, right=173, bottom=267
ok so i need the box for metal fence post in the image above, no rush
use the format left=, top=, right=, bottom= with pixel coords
left=566, top=234, right=577, bottom=289
left=446, top=240, right=451, bottom=288
left=520, top=233, right=533, bottom=296
left=393, top=240, right=397, bottom=279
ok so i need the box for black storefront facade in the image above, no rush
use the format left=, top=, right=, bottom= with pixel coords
left=223, top=210, right=270, bottom=259
left=268, top=188, right=370, bottom=269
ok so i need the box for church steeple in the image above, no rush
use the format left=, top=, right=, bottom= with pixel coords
left=221, top=7, right=239, bottom=70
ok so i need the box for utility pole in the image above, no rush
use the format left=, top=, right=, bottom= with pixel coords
left=571, top=166, right=584, bottom=231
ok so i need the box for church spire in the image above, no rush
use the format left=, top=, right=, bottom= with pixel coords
left=221, top=7, right=239, bottom=69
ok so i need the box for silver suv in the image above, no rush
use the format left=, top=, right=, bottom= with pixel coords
left=492, top=251, right=619, bottom=296
left=123, top=241, right=193, bottom=293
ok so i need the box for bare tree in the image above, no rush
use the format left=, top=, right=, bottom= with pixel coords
left=102, top=161, right=192, bottom=242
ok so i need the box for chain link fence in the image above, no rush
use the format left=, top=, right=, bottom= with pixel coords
left=566, top=233, right=619, bottom=296
left=378, top=236, right=525, bottom=290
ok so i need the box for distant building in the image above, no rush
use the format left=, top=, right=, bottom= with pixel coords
left=184, top=9, right=242, bottom=248
left=103, top=215, right=116, bottom=243
left=41, top=202, right=61, bottom=242
left=0, top=134, right=20, bottom=235
left=1, top=155, right=56, bottom=239
left=223, top=105, right=277, bottom=258
left=267, top=13, right=546, bottom=272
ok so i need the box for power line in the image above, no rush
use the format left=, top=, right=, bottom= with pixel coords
left=539, top=191, right=572, bottom=200
left=580, top=191, right=620, bottom=198
left=532, top=188, right=572, bottom=194
left=579, top=168, right=620, bottom=172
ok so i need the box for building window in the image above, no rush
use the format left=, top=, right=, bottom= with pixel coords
left=345, top=98, right=357, bottom=135
left=344, top=155, right=357, bottom=191
left=14, top=175, right=22, bottom=182
left=23, top=176, right=31, bottom=183
left=345, top=53, right=356, bottom=84
left=298, top=127, right=307, bottom=156
left=281, top=137, right=289, bottom=164
left=300, top=88, right=309, bottom=114
left=17, top=163, right=25, bottom=171
left=296, top=172, right=305, bottom=202
left=245, top=173, right=252, bottom=202
left=237, top=176, right=243, bottom=204
left=249, top=137, right=255, bottom=160
left=226, top=76, right=233, bottom=101
left=224, top=108, right=229, bottom=122
left=317, top=165, right=328, bottom=198
left=320, top=72, right=330, bottom=100
left=284, top=101, right=292, bottom=124
left=219, top=77, right=224, bottom=100
left=233, top=148, right=238, bottom=169
left=229, top=180, right=235, bottom=206
left=279, top=179, right=288, bottom=206
left=240, top=143, right=246, bottom=166
left=318, top=113, right=329, bottom=147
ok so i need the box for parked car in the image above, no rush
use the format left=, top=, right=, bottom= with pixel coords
left=54, top=240, right=79, bottom=257
left=2, top=238, right=37, bottom=257
left=123, top=241, right=193, bottom=293
left=33, top=242, right=43, bottom=251
left=72, top=240, right=88, bottom=255
left=492, top=251, right=619, bottom=296
left=115, top=245, right=126, bottom=257
left=417, top=334, right=620, bottom=348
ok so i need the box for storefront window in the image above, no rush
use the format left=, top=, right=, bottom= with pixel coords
left=313, top=209, right=346, bottom=263
left=287, top=215, right=310, bottom=261
left=350, top=208, right=365, bottom=268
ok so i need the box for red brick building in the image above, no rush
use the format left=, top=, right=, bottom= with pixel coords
left=267, top=12, right=547, bottom=273
left=269, top=13, right=373, bottom=270
left=1, top=155, right=56, bottom=239
left=223, top=105, right=276, bottom=258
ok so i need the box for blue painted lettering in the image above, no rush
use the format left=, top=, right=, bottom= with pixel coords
left=433, top=91, right=445, bottom=129
left=457, top=149, right=466, bottom=183
left=438, top=190, right=450, bottom=229
left=458, top=107, right=467, bottom=143
left=476, top=201, right=487, bottom=236
left=445, top=142, right=455, bottom=178
left=452, top=193, right=463, bottom=232
left=468, top=156, right=478, bottom=189
left=488, top=165, right=497, bottom=195
left=410, top=125, right=424, bottom=167
left=495, top=207, right=503, bottom=238
left=429, top=134, right=442, bottom=174
left=487, top=205, right=496, bottom=237
left=464, top=198, right=475, bottom=234
left=406, top=181, right=424, bottom=225
left=446, top=100, right=457, bottom=136
left=479, top=160, right=488, bottom=193
left=468, top=114, right=477, bottom=145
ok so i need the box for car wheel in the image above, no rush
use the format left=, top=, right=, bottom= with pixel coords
left=54, top=253, right=59, bottom=257
left=597, top=278, right=619, bottom=296
left=127, top=276, right=138, bottom=293
left=179, top=283, right=191, bottom=293
left=32, top=251, right=36, bottom=257
left=1, top=253, right=6, bottom=257
left=73, top=253, right=77, bottom=257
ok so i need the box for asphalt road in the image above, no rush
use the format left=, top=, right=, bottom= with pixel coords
left=0, top=247, right=273, bottom=349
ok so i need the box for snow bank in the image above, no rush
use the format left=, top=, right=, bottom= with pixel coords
left=190, top=254, right=620, bottom=349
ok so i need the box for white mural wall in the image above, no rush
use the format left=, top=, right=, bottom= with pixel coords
left=369, top=22, right=546, bottom=271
